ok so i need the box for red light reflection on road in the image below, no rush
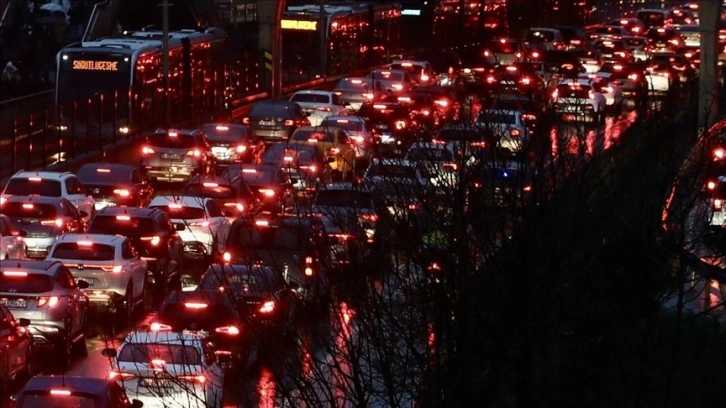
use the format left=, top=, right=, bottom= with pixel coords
left=550, top=111, right=638, bottom=159
left=256, top=367, right=276, bottom=408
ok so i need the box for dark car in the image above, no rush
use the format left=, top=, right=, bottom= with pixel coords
left=150, top=289, right=251, bottom=368
left=182, top=174, right=262, bottom=218
left=1, top=195, right=87, bottom=259
left=140, top=128, right=215, bottom=183
left=0, top=303, right=31, bottom=385
left=645, top=26, right=684, bottom=52
left=332, top=77, right=386, bottom=111
left=12, top=375, right=142, bottom=408
left=223, top=213, right=331, bottom=310
left=555, top=25, right=588, bottom=49
left=261, top=142, right=332, bottom=196
left=86, top=206, right=183, bottom=304
left=357, top=99, right=420, bottom=154
left=76, top=162, right=154, bottom=209
left=197, top=264, right=300, bottom=337
left=484, top=62, right=548, bottom=100
left=467, top=149, right=539, bottom=212
left=242, top=100, right=311, bottom=143
left=200, top=122, right=265, bottom=164
left=411, top=85, right=459, bottom=122
left=224, top=163, right=295, bottom=213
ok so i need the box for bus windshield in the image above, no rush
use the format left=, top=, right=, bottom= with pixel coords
left=56, top=51, right=132, bottom=104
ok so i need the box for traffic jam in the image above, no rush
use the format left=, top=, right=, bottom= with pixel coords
left=0, top=2, right=717, bottom=406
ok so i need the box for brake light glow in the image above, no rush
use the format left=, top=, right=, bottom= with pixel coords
left=435, top=99, right=448, bottom=107
left=216, top=125, right=229, bottom=131
left=420, top=74, right=429, bottom=82
left=307, top=138, right=319, bottom=143
left=255, top=220, right=270, bottom=227
left=362, top=92, right=374, bottom=99
left=149, top=322, right=171, bottom=331
left=708, top=181, right=716, bottom=190
left=520, top=77, right=531, bottom=85
left=184, top=302, right=208, bottom=309
left=112, top=265, right=123, bottom=273
left=242, top=117, right=250, bottom=125
left=236, top=145, right=247, bottom=153
left=715, top=148, right=725, bottom=159
left=28, top=177, right=42, bottom=181
left=22, top=203, right=34, bottom=209
left=222, top=252, right=232, bottom=263
left=190, top=221, right=210, bottom=227
left=360, top=213, right=378, bottom=222
left=151, top=359, right=166, bottom=366
left=168, top=130, right=178, bottom=137
left=329, top=147, right=340, bottom=154
left=259, top=301, right=275, bottom=314
left=186, top=149, right=202, bottom=157
left=3, top=271, right=27, bottom=277
left=316, top=106, right=332, bottom=112
left=50, top=390, right=72, bottom=396
left=242, top=168, right=257, bottom=173
left=141, top=146, right=155, bottom=155
left=203, top=182, right=219, bottom=187
left=715, top=199, right=723, bottom=210
left=351, top=79, right=362, bottom=84
left=97, top=168, right=111, bottom=173
left=395, top=120, right=407, bottom=130
left=168, top=203, right=183, bottom=209
left=179, top=374, right=207, bottom=384
left=109, top=371, right=135, bottom=380
left=116, top=215, right=131, bottom=221
left=373, top=104, right=387, bottom=110
left=215, top=325, right=240, bottom=335
left=305, top=267, right=313, bottom=276
left=77, top=240, right=93, bottom=247
left=283, top=156, right=294, bottom=162
left=284, top=119, right=294, bottom=126
left=37, top=296, right=60, bottom=307
left=140, top=235, right=161, bottom=246
left=259, top=189, right=275, bottom=197
left=397, top=96, right=411, bottom=102
left=113, top=189, right=130, bottom=197
left=391, top=84, right=403, bottom=91
left=40, top=218, right=64, bottom=228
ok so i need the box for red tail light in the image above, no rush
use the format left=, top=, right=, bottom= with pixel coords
left=113, top=189, right=130, bottom=197
left=304, top=256, right=314, bottom=276
left=236, top=144, right=247, bottom=153
left=41, top=218, right=64, bottom=228
left=150, top=322, right=172, bottom=331
left=109, top=371, right=135, bottom=380
left=242, top=117, right=250, bottom=125
left=714, top=148, right=725, bottom=160
left=141, top=146, right=155, bottom=155
left=141, top=236, right=161, bottom=246
left=284, top=119, right=294, bottom=126
left=443, top=162, right=459, bottom=170
left=186, top=149, right=202, bottom=157
left=215, top=325, right=240, bottom=335
left=509, top=129, right=521, bottom=138
left=259, top=301, right=275, bottom=314
left=184, top=302, right=209, bottom=309
left=714, top=199, right=723, bottom=210
left=360, top=213, right=378, bottom=222
left=37, top=296, right=59, bottom=308
left=258, top=189, right=275, bottom=197
left=707, top=180, right=717, bottom=190
left=316, top=106, right=332, bottom=112
left=179, top=374, right=207, bottom=384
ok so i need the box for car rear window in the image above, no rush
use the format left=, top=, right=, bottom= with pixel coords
left=527, top=29, right=556, bottom=42
left=367, top=164, right=417, bottom=180
left=479, top=112, right=516, bottom=124
left=51, top=242, right=115, bottom=261
left=406, top=148, right=454, bottom=162
left=201, top=124, right=250, bottom=142
left=250, top=102, right=291, bottom=117
left=4, top=178, right=62, bottom=197
left=315, top=190, right=374, bottom=209
left=88, top=215, right=157, bottom=235
left=321, top=118, right=363, bottom=132
left=16, top=393, right=98, bottom=408
left=291, top=129, right=334, bottom=143
left=148, top=133, right=197, bottom=149
left=1, top=202, right=58, bottom=219
left=184, top=184, right=236, bottom=199
left=335, top=78, right=369, bottom=91
left=0, top=273, right=54, bottom=293
left=291, top=93, right=331, bottom=104
left=198, top=271, right=278, bottom=297
left=233, top=225, right=305, bottom=250
left=150, top=205, right=205, bottom=220
left=117, top=343, right=202, bottom=365
left=158, top=300, right=239, bottom=330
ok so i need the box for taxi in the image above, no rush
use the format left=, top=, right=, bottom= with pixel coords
left=288, top=126, right=357, bottom=180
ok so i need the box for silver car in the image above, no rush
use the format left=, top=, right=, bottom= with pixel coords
left=140, top=129, right=215, bottom=183
left=0, top=259, right=89, bottom=370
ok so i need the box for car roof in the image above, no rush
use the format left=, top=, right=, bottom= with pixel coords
left=0, top=259, right=63, bottom=274
left=322, top=115, right=364, bottom=123
left=205, top=263, right=277, bottom=276
left=53, top=233, right=126, bottom=245
left=9, top=171, right=73, bottom=181
left=21, top=376, right=112, bottom=394
left=123, top=330, right=204, bottom=346
left=149, top=195, right=210, bottom=208
left=318, top=181, right=373, bottom=192
left=292, top=90, right=333, bottom=96
left=3, top=195, right=68, bottom=205
left=96, top=206, right=161, bottom=217
left=77, top=162, right=135, bottom=172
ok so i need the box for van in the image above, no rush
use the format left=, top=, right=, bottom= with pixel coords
left=526, top=27, right=565, bottom=51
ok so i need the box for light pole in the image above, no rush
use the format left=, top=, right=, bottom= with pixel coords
left=161, top=0, right=171, bottom=127
left=319, top=0, right=326, bottom=78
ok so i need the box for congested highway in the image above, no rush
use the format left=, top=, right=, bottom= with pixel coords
left=0, top=0, right=715, bottom=407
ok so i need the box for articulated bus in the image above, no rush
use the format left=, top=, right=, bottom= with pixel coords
left=54, top=27, right=227, bottom=139
left=281, top=2, right=402, bottom=84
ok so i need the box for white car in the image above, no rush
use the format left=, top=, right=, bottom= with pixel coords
left=583, top=72, right=624, bottom=111
left=320, top=115, right=374, bottom=158
left=404, top=141, right=465, bottom=188
left=1, top=170, right=96, bottom=222
left=366, top=68, right=415, bottom=93
left=551, top=79, right=607, bottom=122
left=103, top=331, right=225, bottom=408
left=708, top=176, right=726, bottom=227
left=476, top=109, right=532, bottom=153
left=644, top=66, right=672, bottom=94
left=0, top=214, right=27, bottom=259
left=46, top=233, right=148, bottom=320
left=289, top=90, right=349, bottom=126
left=148, top=195, right=230, bottom=260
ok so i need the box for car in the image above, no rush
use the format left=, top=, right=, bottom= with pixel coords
left=0, top=195, right=87, bottom=259
left=525, top=27, right=565, bottom=51
left=260, top=142, right=331, bottom=196
left=149, top=289, right=252, bottom=368
left=550, top=78, right=607, bottom=122
left=388, top=59, right=438, bottom=86
left=288, top=126, right=358, bottom=180
left=609, top=17, right=647, bottom=36
left=0, top=214, right=27, bottom=260
left=554, top=25, right=589, bottom=49
left=481, top=38, right=527, bottom=66
left=332, top=76, right=386, bottom=111
left=635, top=8, right=672, bottom=30
left=366, top=68, right=415, bottom=93
left=466, top=150, right=539, bottom=212
left=592, top=38, right=635, bottom=63
left=385, top=92, right=440, bottom=130
left=643, top=62, right=675, bottom=94
left=0, top=259, right=89, bottom=370
left=289, top=90, right=350, bottom=126
left=568, top=47, right=605, bottom=74
left=587, top=25, right=630, bottom=42
left=597, top=61, right=648, bottom=100
left=222, top=213, right=331, bottom=309
left=483, top=63, right=547, bottom=100
left=224, top=163, right=295, bottom=213
left=622, top=35, right=651, bottom=62
left=587, top=72, right=625, bottom=112
left=199, top=123, right=265, bottom=164
left=709, top=178, right=726, bottom=229
left=357, top=99, right=420, bottom=154
left=103, top=331, right=224, bottom=408
left=320, top=115, right=375, bottom=160
left=0, top=303, right=31, bottom=385
left=476, top=109, right=533, bottom=153
left=181, top=174, right=262, bottom=219
left=649, top=52, right=697, bottom=84
left=76, top=162, right=154, bottom=210
left=645, top=26, right=684, bottom=52
left=1, top=170, right=96, bottom=222
left=86, top=207, right=184, bottom=305
left=140, top=128, right=215, bottom=183
left=196, top=264, right=301, bottom=338
left=677, top=24, right=701, bottom=47
left=46, top=233, right=149, bottom=324
left=242, top=100, right=311, bottom=143
left=148, top=195, right=230, bottom=263
left=404, top=141, right=464, bottom=189
left=12, top=375, right=142, bottom=408
left=317, top=210, right=370, bottom=267
left=410, top=85, right=459, bottom=122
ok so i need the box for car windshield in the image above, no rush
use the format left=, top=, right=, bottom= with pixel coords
left=367, top=164, right=417, bottom=179
left=370, top=71, right=404, bottom=81
left=117, top=342, right=202, bottom=365
left=291, top=93, right=331, bottom=104
left=556, top=84, right=592, bottom=98
left=4, top=178, right=62, bottom=197
left=291, top=129, right=334, bottom=143
left=184, top=184, right=236, bottom=199
left=148, top=133, right=197, bottom=149
left=201, top=124, right=250, bottom=142
left=315, top=190, right=374, bottom=209
left=88, top=215, right=157, bottom=235
left=234, top=168, right=277, bottom=185
left=76, top=166, right=130, bottom=184
left=321, top=119, right=363, bottom=132
left=406, top=148, right=454, bottom=162
left=15, top=393, right=98, bottom=408
left=1, top=202, right=58, bottom=219
left=51, top=242, right=115, bottom=261
left=233, top=225, right=306, bottom=250
left=198, top=269, right=280, bottom=297
left=0, top=274, right=54, bottom=293
left=151, top=205, right=205, bottom=220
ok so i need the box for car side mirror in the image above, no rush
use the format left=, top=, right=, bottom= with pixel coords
left=77, top=280, right=90, bottom=289
left=132, top=400, right=144, bottom=408
left=101, top=348, right=117, bottom=358
left=18, top=318, right=30, bottom=327
left=17, top=230, right=27, bottom=237
left=79, top=210, right=89, bottom=218
left=175, top=223, right=186, bottom=231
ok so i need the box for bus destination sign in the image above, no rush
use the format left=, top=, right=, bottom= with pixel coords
left=72, top=60, right=119, bottom=71
left=280, top=19, right=317, bottom=30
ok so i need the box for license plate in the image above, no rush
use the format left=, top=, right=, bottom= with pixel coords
left=375, top=124, right=388, bottom=129
left=183, top=329, right=209, bottom=338
left=169, top=167, right=177, bottom=173
left=259, top=120, right=275, bottom=126
left=140, top=378, right=174, bottom=388
left=1, top=298, right=27, bottom=308
left=161, top=153, right=181, bottom=160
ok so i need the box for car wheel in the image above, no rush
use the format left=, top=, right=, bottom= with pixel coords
left=121, top=280, right=134, bottom=327
left=55, top=319, right=73, bottom=372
